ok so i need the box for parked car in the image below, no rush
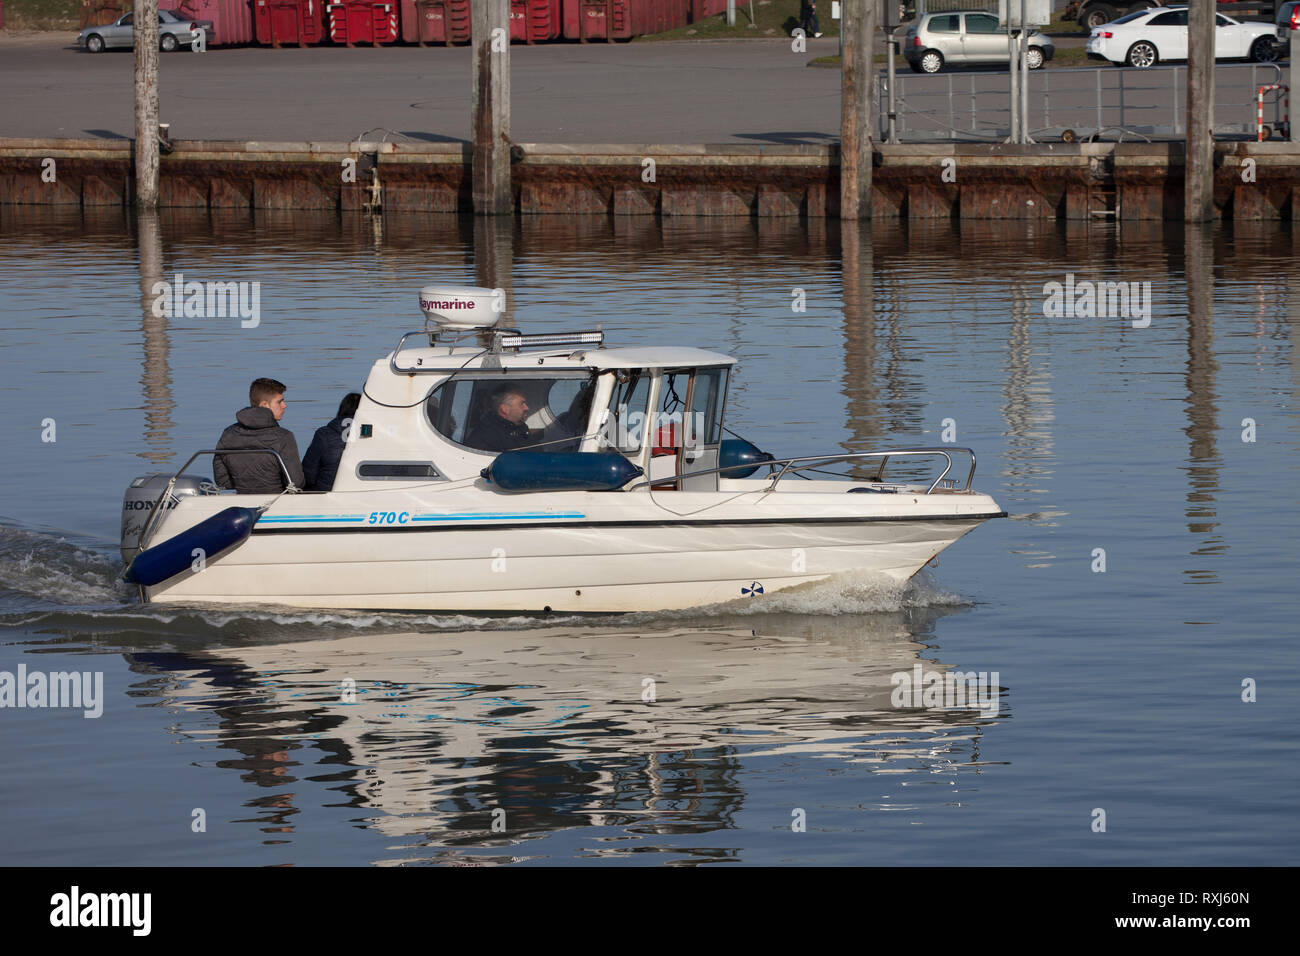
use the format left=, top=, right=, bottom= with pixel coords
left=78, top=10, right=215, bottom=53
left=903, top=11, right=1055, bottom=74
left=1275, top=1, right=1298, bottom=53
left=1067, top=0, right=1263, bottom=31
left=1067, top=1, right=1158, bottom=32
left=1086, top=7, right=1280, bottom=68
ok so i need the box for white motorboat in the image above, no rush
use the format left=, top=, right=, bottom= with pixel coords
left=120, top=287, right=1005, bottom=613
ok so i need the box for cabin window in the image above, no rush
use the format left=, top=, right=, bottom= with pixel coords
left=651, top=367, right=727, bottom=453
left=357, top=462, right=443, bottom=480
left=424, top=372, right=597, bottom=453
left=602, top=369, right=652, bottom=453
left=689, top=367, right=728, bottom=446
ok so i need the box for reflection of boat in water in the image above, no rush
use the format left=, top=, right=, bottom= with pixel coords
left=120, top=287, right=1004, bottom=613
left=140, top=608, right=1007, bottom=847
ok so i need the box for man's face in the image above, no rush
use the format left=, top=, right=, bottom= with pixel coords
left=260, top=394, right=287, bottom=421
left=498, top=393, right=529, bottom=424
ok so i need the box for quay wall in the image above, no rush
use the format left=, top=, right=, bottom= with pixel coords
left=3, top=139, right=1300, bottom=220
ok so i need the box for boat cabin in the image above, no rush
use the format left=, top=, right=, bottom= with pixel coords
left=329, top=287, right=749, bottom=494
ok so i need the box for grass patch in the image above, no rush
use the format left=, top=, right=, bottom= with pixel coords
left=810, top=52, right=905, bottom=68
left=2, top=0, right=89, bottom=30
left=635, top=0, right=840, bottom=42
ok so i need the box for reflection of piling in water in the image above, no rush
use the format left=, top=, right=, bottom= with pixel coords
left=1290, top=261, right=1300, bottom=407
left=136, top=210, right=174, bottom=464
left=1000, top=277, right=1057, bottom=527
left=839, top=221, right=882, bottom=471
left=1182, top=224, right=1225, bottom=572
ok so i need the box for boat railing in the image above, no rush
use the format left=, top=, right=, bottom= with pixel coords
left=390, top=328, right=607, bottom=374
left=626, top=447, right=977, bottom=494
left=132, top=448, right=296, bottom=558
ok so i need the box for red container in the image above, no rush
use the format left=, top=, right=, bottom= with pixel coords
left=328, top=0, right=398, bottom=45
left=510, top=0, right=561, bottom=42
left=562, top=0, right=717, bottom=41
left=175, top=0, right=256, bottom=45
left=398, top=0, right=470, bottom=45
left=253, top=0, right=325, bottom=45
left=562, top=0, right=632, bottom=40
left=80, top=0, right=131, bottom=30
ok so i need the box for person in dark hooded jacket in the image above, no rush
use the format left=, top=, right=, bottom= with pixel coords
left=214, top=378, right=306, bottom=495
left=302, top=392, right=361, bottom=492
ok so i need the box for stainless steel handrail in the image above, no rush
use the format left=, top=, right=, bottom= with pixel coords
left=390, top=330, right=462, bottom=374
left=131, top=448, right=295, bottom=559
left=625, top=447, right=978, bottom=494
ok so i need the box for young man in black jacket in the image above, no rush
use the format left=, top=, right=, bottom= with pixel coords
left=214, top=378, right=306, bottom=494
left=302, top=392, right=362, bottom=492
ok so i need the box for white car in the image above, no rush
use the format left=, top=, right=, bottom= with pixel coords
left=1086, top=6, right=1280, bottom=68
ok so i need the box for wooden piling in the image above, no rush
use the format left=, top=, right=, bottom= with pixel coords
left=840, top=0, right=876, bottom=220
left=472, top=0, right=512, bottom=216
left=1184, top=0, right=1215, bottom=221
left=133, top=0, right=160, bottom=208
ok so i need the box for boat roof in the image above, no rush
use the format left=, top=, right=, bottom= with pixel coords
left=583, top=347, right=736, bottom=370
left=386, top=343, right=736, bottom=374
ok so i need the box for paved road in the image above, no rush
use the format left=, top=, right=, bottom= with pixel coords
left=0, top=34, right=849, bottom=144
left=0, top=32, right=1289, bottom=144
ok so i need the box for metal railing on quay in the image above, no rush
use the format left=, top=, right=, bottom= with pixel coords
left=880, top=61, right=1291, bottom=142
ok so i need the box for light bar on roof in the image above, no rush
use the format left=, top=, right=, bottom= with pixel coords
left=494, top=331, right=604, bottom=350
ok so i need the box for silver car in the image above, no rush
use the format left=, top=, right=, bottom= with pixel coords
left=904, top=10, right=1055, bottom=74
left=78, top=9, right=215, bottom=54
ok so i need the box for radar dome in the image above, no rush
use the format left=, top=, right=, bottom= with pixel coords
left=418, top=286, right=504, bottom=331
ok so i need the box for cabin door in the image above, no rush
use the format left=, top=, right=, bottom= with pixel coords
left=653, top=367, right=727, bottom=492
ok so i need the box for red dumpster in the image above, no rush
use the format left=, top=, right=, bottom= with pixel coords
left=328, top=0, right=398, bottom=45
left=398, top=0, right=470, bottom=45
left=511, top=0, right=561, bottom=43
left=254, top=0, right=325, bottom=45
left=563, top=0, right=633, bottom=41
left=176, top=0, right=256, bottom=45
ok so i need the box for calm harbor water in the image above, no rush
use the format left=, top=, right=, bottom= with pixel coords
left=0, top=207, right=1296, bottom=866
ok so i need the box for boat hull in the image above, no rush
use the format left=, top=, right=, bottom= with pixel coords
left=138, top=488, right=1002, bottom=612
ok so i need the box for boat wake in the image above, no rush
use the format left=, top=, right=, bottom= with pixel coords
left=0, top=524, right=133, bottom=610
left=627, top=567, right=972, bottom=625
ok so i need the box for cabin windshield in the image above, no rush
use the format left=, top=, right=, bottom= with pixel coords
left=601, top=369, right=652, bottom=454
left=424, top=372, right=597, bottom=453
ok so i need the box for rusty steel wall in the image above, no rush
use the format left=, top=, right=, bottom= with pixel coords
left=3, top=140, right=1300, bottom=220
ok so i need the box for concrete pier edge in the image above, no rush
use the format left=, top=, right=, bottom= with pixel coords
left=3, top=139, right=1300, bottom=220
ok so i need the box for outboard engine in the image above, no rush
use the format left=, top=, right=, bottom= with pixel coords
left=120, top=474, right=213, bottom=565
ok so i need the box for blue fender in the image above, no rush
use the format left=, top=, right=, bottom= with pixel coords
left=124, top=507, right=260, bottom=587
left=482, top=451, right=644, bottom=493
left=719, top=439, right=775, bottom=479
